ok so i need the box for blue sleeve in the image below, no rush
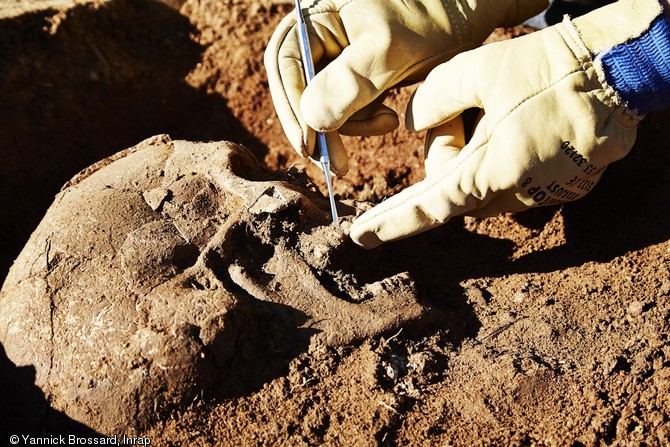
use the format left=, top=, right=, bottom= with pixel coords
left=598, top=7, right=670, bottom=115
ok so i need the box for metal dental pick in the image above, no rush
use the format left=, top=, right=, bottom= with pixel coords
left=294, top=0, right=340, bottom=228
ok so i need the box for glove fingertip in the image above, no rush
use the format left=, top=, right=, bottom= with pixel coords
left=339, top=107, right=400, bottom=137
left=286, top=124, right=317, bottom=161
left=349, top=222, right=384, bottom=249
left=405, top=91, right=431, bottom=132
left=324, top=131, right=349, bottom=175
left=301, top=82, right=345, bottom=132
left=301, top=60, right=388, bottom=133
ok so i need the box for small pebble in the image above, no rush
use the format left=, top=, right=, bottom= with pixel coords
left=513, top=291, right=526, bottom=304
left=627, top=301, right=644, bottom=317
left=465, top=287, right=487, bottom=306
left=143, top=188, right=170, bottom=211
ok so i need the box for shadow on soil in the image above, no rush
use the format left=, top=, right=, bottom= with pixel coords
left=0, top=0, right=266, bottom=284
left=346, top=220, right=509, bottom=344
left=0, top=343, right=100, bottom=436
left=218, top=299, right=319, bottom=399
left=511, top=110, right=670, bottom=273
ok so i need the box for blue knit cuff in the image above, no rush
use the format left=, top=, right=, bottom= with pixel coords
left=599, top=10, right=670, bottom=115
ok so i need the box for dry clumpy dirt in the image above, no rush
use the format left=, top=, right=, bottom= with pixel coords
left=0, top=0, right=668, bottom=445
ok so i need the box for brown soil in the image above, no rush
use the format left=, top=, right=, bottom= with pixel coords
left=1, top=0, right=669, bottom=445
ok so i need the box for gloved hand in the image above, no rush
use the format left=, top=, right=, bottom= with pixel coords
left=350, top=0, right=669, bottom=248
left=264, top=0, right=548, bottom=175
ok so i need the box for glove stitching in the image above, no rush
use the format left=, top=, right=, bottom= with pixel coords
left=353, top=13, right=644, bottom=241
left=311, top=1, right=473, bottom=87
left=344, top=111, right=397, bottom=124
left=561, top=17, right=643, bottom=127
left=353, top=64, right=616, bottom=231
left=274, top=20, right=312, bottom=157
left=272, top=3, right=351, bottom=157
left=308, top=0, right=350, bottom=14
left=285, top=58, right=309, bottom=147
left=442, top=0, right=467, bottom=46
left=337, top=0, right=356, bottom=11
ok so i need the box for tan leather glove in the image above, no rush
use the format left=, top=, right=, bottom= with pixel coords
left=350, top=0, right=665, bottom=248
left=264, top=0, right=548, bottom=174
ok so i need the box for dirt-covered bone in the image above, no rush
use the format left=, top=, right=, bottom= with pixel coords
left=0, top=135, right=428, bottom=435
